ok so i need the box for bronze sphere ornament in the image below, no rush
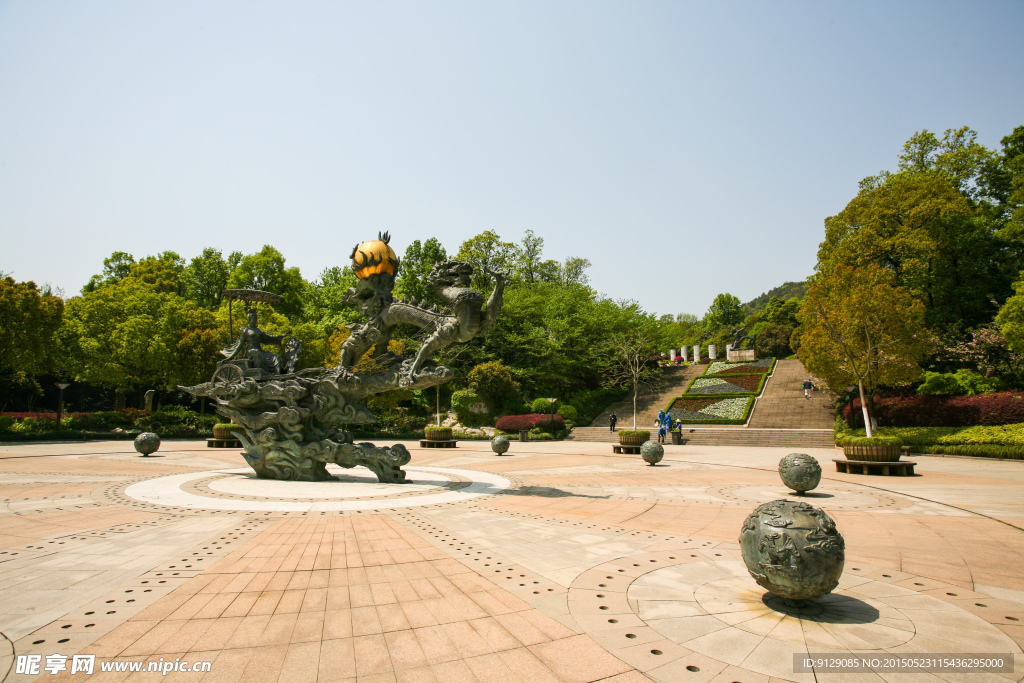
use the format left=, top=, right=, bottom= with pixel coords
left=640, top=440, right=664, bottom=466
left=739, top=500, right=845, bottom=604
left=778, top=453, right=822, bottom=494
left=491, top=435, right=510, bottom=455
left=134, top=432, right=161, bottom=457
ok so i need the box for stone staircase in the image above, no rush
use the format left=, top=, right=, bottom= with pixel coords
left=569, top=358, right=837, bottom=449
left=586, top=364, right=704, bottom=431
left=747, top=359, right=835, bottom=429
left=568, top=425, right=835, bottom=448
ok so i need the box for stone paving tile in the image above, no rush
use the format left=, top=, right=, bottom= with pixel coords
left=3, top=439, right=1024, bottom=682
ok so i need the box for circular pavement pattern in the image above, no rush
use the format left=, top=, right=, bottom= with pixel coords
left=568, top=548, right=1022, bottom=683
left=124, top=465, right=511, bottom=512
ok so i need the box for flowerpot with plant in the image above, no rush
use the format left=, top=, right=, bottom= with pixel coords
left=618, top=430, right=650, bottom=447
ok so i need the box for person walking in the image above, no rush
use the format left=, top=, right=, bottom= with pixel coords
left=802, top=379, right=814, bottom=398
left=609, top=412, right=617, bottom=432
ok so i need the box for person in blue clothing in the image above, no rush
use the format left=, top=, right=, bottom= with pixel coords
left=658, top=421, right=667, bottom=443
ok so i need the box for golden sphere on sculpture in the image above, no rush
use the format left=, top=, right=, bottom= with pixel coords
left=351, top=231, right=399, bottom=279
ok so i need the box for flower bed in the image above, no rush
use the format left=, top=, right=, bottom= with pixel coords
left=843, top=392, right=1024, bottom=427
left=704, top=358, right=776, bottom=376
left=685, top=374, right=766, bottom=395
left=666, top=396, right=755, bottom=424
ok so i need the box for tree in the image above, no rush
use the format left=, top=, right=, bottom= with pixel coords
left=0, top=277, right=64, bottom=402
left=516, top=230, right=544, bottom=283
left=997, top=275, right=1024, bottom=355
left=560, top=257, right=592, bottom=286
left=122, top=256, right=181, bottom=294
left=181, top=248, right=231, bottom=310
left=226, top=245, right=305, bottom=318
left=467, top=360, right=521, bottom=414
left=796, top=265, right=932, bottom=436
left=601, top=329, right=663, bottom=430
left=394, top=238, right=448, bottom=306
left=702, top=293, right=744, bottom=335
left=455, top=231, right=519, bottom=291
left=302, top=266, right=361, bottom=335
left=62, top=279, right=222, bottom=395
left=82, top=251, right=135, bottom=293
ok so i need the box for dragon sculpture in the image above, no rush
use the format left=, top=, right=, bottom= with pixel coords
left=179, top=233, right=505, bottom=484
left=338, top=259, right=505, bottom=386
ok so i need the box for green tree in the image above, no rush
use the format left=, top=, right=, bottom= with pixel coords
left=62, top=279, right=222, bottom=396
left=226, top=245, right=306, bottom=318
left=0, top=277, right=64, bottom=400
left=702, top=293, right=744, bottom=335
left=82, top=251, right=135, bottom=293
left=467, top=360, right=520, bottom=415
left=455, top=230, right=519, bottom=290
left=302, top=266, right=360, bottom=336
left=394, top=238, right=448, bottom=306
left=181, top=248, right=231, bottom=310
left=797, top=265, right=932, bottom=436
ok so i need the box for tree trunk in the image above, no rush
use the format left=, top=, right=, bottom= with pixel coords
left=858, top=380, right=873, bottom=438
left=632, top=382, right=638, bottom=430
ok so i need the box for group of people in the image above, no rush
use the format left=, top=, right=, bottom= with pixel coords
left=656, top=409, right=682, bottom=444
left=608, top=410, right=682, bottom=443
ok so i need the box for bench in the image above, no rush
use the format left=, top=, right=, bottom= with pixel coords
left=420, top=439, right=458, bottom=449
left=612, top=444, right=642, bottom=455
left=834, top=459, right=916, bottom=476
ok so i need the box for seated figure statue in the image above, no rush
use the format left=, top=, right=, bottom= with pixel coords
left=220, top=305, right=286, bottom=375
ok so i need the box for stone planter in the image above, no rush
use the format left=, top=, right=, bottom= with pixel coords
left=212, top=424, right=238, bottom=440
left=619, top=431, right=650, bottom=447
left=842, top=444, right=901, bottom=462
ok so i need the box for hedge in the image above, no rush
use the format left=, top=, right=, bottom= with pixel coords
left=495, top=413, right=565, bottom=431
left=844, top=392, right=1024, bottom=427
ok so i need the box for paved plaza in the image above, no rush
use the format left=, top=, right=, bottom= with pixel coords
left=1, top=438, right=1023, bottom=682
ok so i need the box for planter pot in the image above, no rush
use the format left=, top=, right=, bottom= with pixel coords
left=519, top=430, right=529, bottom=442
left=213, top=425, right=239, bottom=440
left=619, top=432, right=650, bottom=447
left=842, top=444, right=901, bottom=462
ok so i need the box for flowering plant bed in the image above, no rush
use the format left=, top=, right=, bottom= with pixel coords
left=684, top=374, right=767, bottom=395
left=665, top=396, right=755, bottom=424
left=703, top=358, right=776, bottom=376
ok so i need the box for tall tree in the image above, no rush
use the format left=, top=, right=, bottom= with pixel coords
left=181, top=248, right=231, bottom=310
left=601, top=328, right=663, bottom=430
left=226, top=245, right=305, bottom=318
left=394, top=238, right=448, bottom=306
left=702, top=293, right=744, bottom=334
left=0, top=277, right=64, bottom=379
left=455, top=231, right=519, bottom=291
left=797, top=265, right=932, bottom=436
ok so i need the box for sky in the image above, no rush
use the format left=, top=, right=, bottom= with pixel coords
left=1, top=1, right=1022, bottom=319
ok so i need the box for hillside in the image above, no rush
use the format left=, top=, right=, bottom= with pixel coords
left=742, top=280, right=810, bottom=312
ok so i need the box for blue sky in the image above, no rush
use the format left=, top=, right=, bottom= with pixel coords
left=1, top=1, right=1022, bottom=319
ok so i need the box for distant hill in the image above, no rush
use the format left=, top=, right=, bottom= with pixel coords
left=742, top=280, right=810, bottom=312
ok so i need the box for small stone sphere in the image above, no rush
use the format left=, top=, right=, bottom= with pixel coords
left=778, top=453, right=822, bottom=494
left=490, top=435, right=510, bottom=455
left=640, top=440, right=664, bottom=466
left=739, top=499, right=845, bottom=602
left=134, top=432, right=161, bottom=456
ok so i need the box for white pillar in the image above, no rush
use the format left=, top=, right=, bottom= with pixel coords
left=693, top=345, right=700, bottom=361
left=709, top=344, right=717, bottom=360
left=680, top=347, right=688, bottom=362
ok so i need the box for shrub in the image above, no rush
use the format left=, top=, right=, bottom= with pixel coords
left=618, top=429, right=650, bottom=437
left=0, top=416, right=14, bottom=431
left=531, top=397, right=553, bottom=414
left=496, top=414, right=546, bottom=431
left=556, top=404, right=578, bottom=422
left=532, top=414, right=565, bottom=433
left=451, top=389, right=491, bottom=427
left=917, top=369, right=999, bottom=396
left=468, top=361, right=521, bottom=413
left=834, top=433, right=903, bottom=447
left=844, top=392, right=1024, bottom=427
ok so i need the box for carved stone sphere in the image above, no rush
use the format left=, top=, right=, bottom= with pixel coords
left=134, top=432, right=161, bottom=456
left=640, top=440, right=664, bottom=466
left=778, top=453, right=822, bottom=493
left=739, top=500, right=845, bottom=603
left=491, top=435, right=510, bottom=455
